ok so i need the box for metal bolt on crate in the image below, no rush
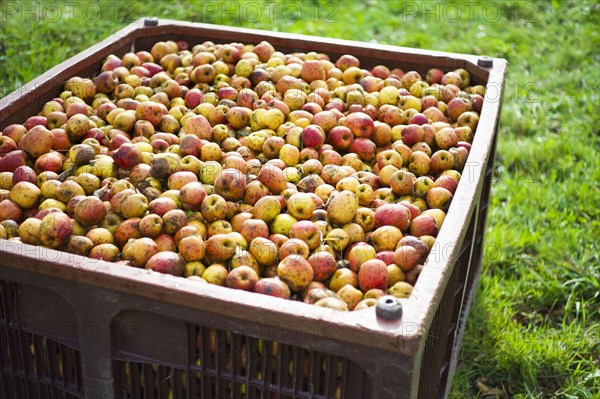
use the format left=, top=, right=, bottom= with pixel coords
left=376, top=296, right=403, bottom=320
left=144, top=17, right=159, bottom=26
left=478, top=56, right=494, bottom=67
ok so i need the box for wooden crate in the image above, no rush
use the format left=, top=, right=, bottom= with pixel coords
left=0, top=18, right=507, bottom=399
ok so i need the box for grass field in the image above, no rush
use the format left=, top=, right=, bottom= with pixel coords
left=1, top=1, right=599, bottom=397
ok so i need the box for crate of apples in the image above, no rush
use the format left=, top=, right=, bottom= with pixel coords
left=0, top=39, right=484, bottom=311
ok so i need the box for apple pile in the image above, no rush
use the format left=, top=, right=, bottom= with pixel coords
left=0, top=39, right=485, bottom=311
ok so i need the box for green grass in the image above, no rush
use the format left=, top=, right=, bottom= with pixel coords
left=1, top=0, right=599, bottom=397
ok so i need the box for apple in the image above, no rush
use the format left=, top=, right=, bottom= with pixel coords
left=408, top=112, right=429, bottom=126
left=441, top=71, right=463, bottom=87
left=251, top=195, right=281, bottom=224
left=326, top=267, right=357, bottom=293
left=286, top=192, right=314, bottom=220
left=349, top=208, right=373, bottom=234
left=371, top=225, right=402, bottom=252
left=17, top=217, right=42, bottom=245
left=398, top=95, right=421, bottom=113
left=112, top=143, right=141, bottom=170
left=412, top=176, right=433, bottom=198
left=434, top=175, right=459, bottom=194
left=65, top=114, right=94, bottom=142
left=389, top=281, right=413, bottom=299
left=23, top=115, right=48, bottom=130
left=174, top=225, right=202, bottom=245
left=409, top=214, right=439, bottom=237
left=64, top=235, right=94, bottom=256
left=89, top=243, right=120, bottom=261
left=18, top=125, right=54, bottom=159
left=39, top=212, right=73, bottom=249
left=454, top=126, right=473, bottom=143
left=457, top=111, right=480, bottom=132
left=311, top=111, right=337, bottom=133
left=358, top=259, right=388, bottom=292
left=430, top=150, right=455, bottom=174
left=178, top=235, right=206, bottom=262
left=241, top=181, right=268, bottom=206
left=139, top=213, right=163, bottom=238
left=389, top=170, right=415, bottom=196
left=145, top=251, right=185, bottom=276
left=374, top=250, right=395, bottom=266
left=449, top=146, right=469, bottom=171
left=241, top=219, right=269, bottom=242
left=374, top=203, right=411, bottom=231
left=398, top=235, right=430, bottom=262
left=178, top=135, right=201, bottom=158
left=253, top=277, right=291, bottom=299
left=197, top=193, right=226, bottom=223
left=422, top=106, right=447, bottom=123
left=226, top=266, right=259, bottom=291
left=135, top=101, right=165, bottom=126
left=327, top=190, right=359, bottom=227
left=447, top=97, right=473, bottom=121
left=347, top=243, right=376, bottom=272
left=68, top=144, right=95, bottom=167
left=344, top=112, right=374, bottom=138
left=205, top=233, right=237, bottom=262
left=178, top=182, right=207, bottom=211
left=147, top=197, right=177, bottom=217
left=375, top=149, right=403, bottom=170
left=161, top=209, right=187, bottom=235
left=348, top=138, right=376, bottom=162
left=301, top=124, right=326, bottom=148
left=214, top=168, right=247, bottom=201
left=33, top=206, right=62, bottom=222
left=142, top=61, right=164, bottom=76
left=426, top=68, right=444, bottom=85
left=73, top=196, right=106, bottom=226
left=393, top=245, right=420, bottom=271
left=0, top=136, right=17, bottom=155
left=400, top=124, right=425, bottom=146
left=12, top=166, right=36, bottom=184
left=278, top=238, right=310, bottom=260
left=2, top=124, right=27, bottom=143
left=289, top=220, right=322, bottom=251
left=400, top=70, right=421, bottom=89
left=97, top=210, right=123, bottom=235
left=277, top=254, right=314, bottom=292
left=122, top=237, right=159, bottom=268
left=426, top=187, right=453, bottom=211
left=9, top=181, right=41, bottom=209
left=94, top=70, right=119, bottom=93
left=155, top=233, right=177, bottom=252
left=303, top=285, right=336, bottom=305
left=371, top=122, right=392, bottom=147
left=337, top=285, right=364, bottom=310
left=407, top=151, right=431, bottom=176
left=257, top=165, right=286, bottom=194
left=421, top=95, right=438, bottom=111
left=307, top=251, right=337, bottom=282
left=247, top=237, right=277, bottom=268
left=471, top=93, right=484, bottom=113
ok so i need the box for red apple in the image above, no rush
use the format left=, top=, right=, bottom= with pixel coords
left=253, top=277, right=291, bottom=299
left=226, top=265, right=259, bottom=291
left=358, top=259, right=388, bottom=292
left=145, top=251, right=185, bottom=276
left=301, top=124, right=326, bottom=149
left=374, top=203, right=411, bottom=231
left=344, top=112, right=374, bottom=138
